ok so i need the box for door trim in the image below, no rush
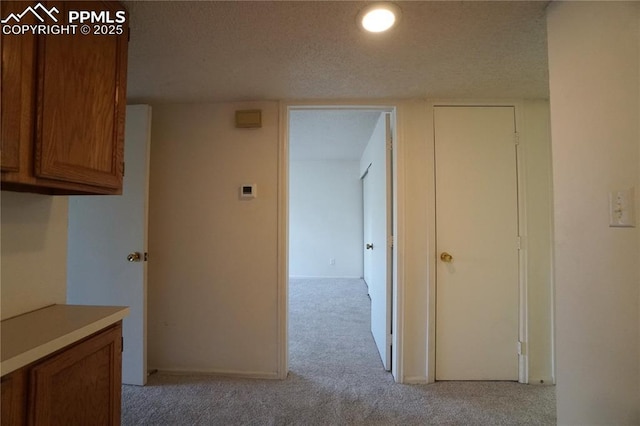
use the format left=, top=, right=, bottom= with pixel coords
left=277, top=101, right=402, bottom=382
left=426, top=100, right=529, bottom=384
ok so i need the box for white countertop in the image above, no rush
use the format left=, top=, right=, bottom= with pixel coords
left=1, top=304, right=129, bottom=376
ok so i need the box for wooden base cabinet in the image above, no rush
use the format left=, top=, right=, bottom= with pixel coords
left=0, top=369, right=27, bottom=426
left=1, top=322, right=123, bottom=426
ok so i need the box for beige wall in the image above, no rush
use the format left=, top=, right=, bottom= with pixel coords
left=147, top=101, right=281, bottom=376
left=145, top=100, right=438, bottom=381
left=1, top=192, right=68, bottom=320
left=145, top=99, right=553, bottom=384
left=547, top=2, right=640, bottom=423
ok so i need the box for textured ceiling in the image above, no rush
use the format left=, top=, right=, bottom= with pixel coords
left=124, top=1, right=550, bottom=103
left=289, top=110, right=383, bottom=161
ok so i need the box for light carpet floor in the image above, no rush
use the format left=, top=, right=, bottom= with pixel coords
left=122, top=278, right=556, bottom=425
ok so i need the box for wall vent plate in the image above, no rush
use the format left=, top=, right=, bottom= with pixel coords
left=240, top=184, right=257, bottom=199
left=235, top=110, right=262, bottom=128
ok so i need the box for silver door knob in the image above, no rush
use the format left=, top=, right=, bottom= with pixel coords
left=366, top=243, right=374, bottom=250
left=127, top=252, right=141, bottom=262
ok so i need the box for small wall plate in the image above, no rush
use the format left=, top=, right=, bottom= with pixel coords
left=235, top=110, right=262, bottom=128
left=240, top=184, right=257, bottom=199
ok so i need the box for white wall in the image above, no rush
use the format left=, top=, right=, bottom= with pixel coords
left=148, top=101, right=280, bottom=377
left=359, top=113, right=386, bottom=175
left=547, top=2, right=640, bottom=423
left=1, top=192, right=68, bottom=320
left=289, top=160, right=363, bottom=278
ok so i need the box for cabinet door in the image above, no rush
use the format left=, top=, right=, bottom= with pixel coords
left=34, top=1, right=127, bottom=190
left=1, top=368, right=28, bottom=426
left=28, top=323, right=122, bottom=426
left=0, top=1, right=36, bottom=173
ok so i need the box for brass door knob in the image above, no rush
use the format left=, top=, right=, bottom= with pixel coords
left=440, top=252, right=453, bottom=263
left=127, top=252, right=141, bottom=262
left=366, top=243, right=374, bottom=250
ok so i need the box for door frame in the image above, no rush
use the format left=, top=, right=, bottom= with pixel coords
left=277, top=101, right=402, bottom=382
left=426, top=100, right=529, bottom=384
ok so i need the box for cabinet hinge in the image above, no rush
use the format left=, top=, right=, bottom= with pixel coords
left=122, top=162, right=125, bottom=177
left=517, top=341, right=525, bottom=356
left=389, top=235, right=394, bottom=248
left=121, top=336, right=124, bottom=353
left=387, top=334, right=393, bottom=346
left=144, top=252, right=149, bottom=262
left=514, top=132, right=520, bottom=146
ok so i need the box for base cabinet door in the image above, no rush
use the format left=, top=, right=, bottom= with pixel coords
left=0, top=323, right=122, bottom=426
left=1, top=369, right=28, bottom=426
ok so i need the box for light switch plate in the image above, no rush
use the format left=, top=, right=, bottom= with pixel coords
left=609, top=188, right=635, bottom=227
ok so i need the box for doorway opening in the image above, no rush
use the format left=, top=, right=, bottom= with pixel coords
left=282, top=104, right=399, bottom=380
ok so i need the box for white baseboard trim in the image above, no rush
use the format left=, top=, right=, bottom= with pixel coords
left=403, top=376, right=428, bottom=384
left=289, top=276, right=363, bottom=280
left=153, top=368, right=281, bottom=380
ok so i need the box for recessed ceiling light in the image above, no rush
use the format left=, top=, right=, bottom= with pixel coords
left=359, top=3, right=401, bottom=33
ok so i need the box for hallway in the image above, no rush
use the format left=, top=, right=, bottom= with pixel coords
left=122, top=278, right=555, bottom=425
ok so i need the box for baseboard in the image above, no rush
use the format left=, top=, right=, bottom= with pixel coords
left=153, top=368, right=281, bottom=380
left=402, top=376, right=428, bottom=384
left=289, top=276, right=363, bottom=280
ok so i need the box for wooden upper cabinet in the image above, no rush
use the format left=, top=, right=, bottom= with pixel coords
left=0, top=0, right=35, bottom=173
left=35, top=1, right=127, bottom=190
left=0, top=0, right=128, bottom=195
